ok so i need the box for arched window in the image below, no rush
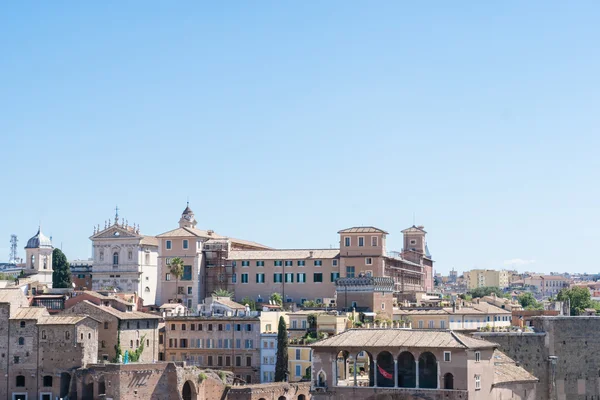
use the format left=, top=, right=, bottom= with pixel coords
left=418, top=351, right=438, bottom=389
left=65, top=331, right=70, bottom=340
left=41, top=330, right=47, bottom=339
left=397, top=351, right=416, bottom=388
left=43, top=375, right=53, bottom=387
left=145, top=287, right=150, bottom=292
left=43, top=256, right=48, bottom=269
left=31, top=254, right=35, bottom=268
left=444, top=373, right=454, bottom=389
left=18, top=337, right=24, bottom=345
left=16, top=375, right=25, bottom=387
left=99, top=251, right=104, bottom=261
left=376, top=351, right=394, bottom=387
left=113, top=252, right=119, bottom=265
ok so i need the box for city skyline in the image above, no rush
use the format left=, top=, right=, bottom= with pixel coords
left=2, top=2, right=599, bottom=274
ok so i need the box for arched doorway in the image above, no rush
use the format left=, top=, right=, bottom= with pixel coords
left=298, top=395, right=306, bottom=400
left=335, top=350, right=350, bottom=386
left=355, top=350, right=374, bottom=387
left=82, top=376, right=94, bottom=400
left=278, top=396, right=286, bottom=400
left=376, top=351, right=394, bottom=387
left=182, top=381, right=197, bottom=400
left=444, top=373, right=454, bottom=389
left=98, top=376, right=106, bottom=395
left=419, top=351, right=438, bottom=389
left=397, top=351, right=416, bottom=388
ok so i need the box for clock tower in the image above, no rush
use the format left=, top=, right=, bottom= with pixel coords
left=179, top=202, right=197, bottom=228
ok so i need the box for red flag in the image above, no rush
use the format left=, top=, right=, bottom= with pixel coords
left=377, top=364, right=393, bottom=380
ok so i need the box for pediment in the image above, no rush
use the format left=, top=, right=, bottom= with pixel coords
left=92, top=226, right=141, bottom=240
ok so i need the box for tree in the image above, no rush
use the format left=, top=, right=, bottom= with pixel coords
left=270, top=292, right=283, bottom=306
left=241, top=297, right=256, bottom=311
left=52, top=248, right=72, bottom=288
left=468, top=286, right=503, bottom=299
left=307, top=313, right=318, bottom=332
left=517, top=292, right=544, bottom=310
left=168, top=257, right=185, bottom=303
left=557, top=287, right=593, bottom=316
left=275, top=316, right=289, bottom=382
left=212, top=288, right=233, bottom=298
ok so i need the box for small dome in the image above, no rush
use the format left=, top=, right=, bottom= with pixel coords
left=182, top=203, right=194, bottom=215
left=25, top=228, right=53, bottom=249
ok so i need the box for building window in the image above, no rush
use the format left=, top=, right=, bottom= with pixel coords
left=313, top=273, right=323, bottom=283
left=358, top=237, right=364, bottom=247
left=418, top=321, right=424, bottom=329
left=274, top=260, right=282, bottom=267
left=166, top=273, right=171, bottom=281
left=166, top=240, right=172, bottom=250
left=285, top=273, right=294, bottom=283
left=246, top=356, right=252, bottom=366
left=295, top=364, right=301, bottom=376
left=296, top=349, right=301, bottom=360
left=256, top=273, right=265, bottom=283
left=346, top=266, right=355, bottom=278
left=43, top=375, right=53, bottom=387
left=365, top=257, right=373, bottom=265
left=332, top=259, right=338, bottom=266
left=428, top=320, right=434, bottom=328
left=41, top=330, right=47, bottom=339
left=285, top=260, right=293, bottom=267
left=274, top=273, right=283, bottom=283
left=475, top=374, right=481, bottom=390
left=65, top=331, right=70, bottom=340
left=20, top=321, right=25, bottom=328
left=182, top=239, right=188, bottom=249
left=331, top=272, right=340, bottom=282
left=314, top=260, right=322, bottom=266
left=372, top=236, right=378, bottom=246
left=256, top=261, right=264, bottom=267
left=475, top=351, right=481, bottom=362
left=241, top=273, right=249, bottom=284
left=242, top=261, right=250, bottom=267
left=444, top=352, right=451, bottom=362
left=18, top=337, right=24, bottom=345
left=113, top=252, right=119, bottom=265
left=128, top=251, right=133, bottom=260
left=16, top=375, right=25, bottom=387
left=231, top=273, right=237, bottom=283
left=297, top=260, right=305, bottom=267
left=381, top=303, right=385, bottom=310
left=344, top=237, right=351, bottom=247
left=297, top=273, right=306, bottom=283
left=99, top=251, right=104, bottom=261
left=410, top=239, right=417, bottom=245
left=440, top=320, right=446, bottom=329
left=182, top=265, right=192, bottom=281
left=145, top=253, right=150, bottom=264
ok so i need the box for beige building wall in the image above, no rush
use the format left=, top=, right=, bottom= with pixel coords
left=466, top=269, right=510, bottom=290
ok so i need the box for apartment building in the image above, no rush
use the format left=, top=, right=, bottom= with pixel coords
left=524, top=275, right=569, bottom=297
left=289, top=345, right=311, bottom=382
left=164, top=314, right=261, bottom=383
left=464, top=269, right=510, bottom=289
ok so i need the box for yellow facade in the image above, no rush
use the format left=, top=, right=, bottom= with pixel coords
left=288, top=345, right=311, bottom=382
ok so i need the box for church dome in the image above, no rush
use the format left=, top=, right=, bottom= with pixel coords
left=25, top=228, right=53, bottom=249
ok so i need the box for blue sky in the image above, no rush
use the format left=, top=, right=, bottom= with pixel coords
left=1, top=2, right=598, bottom=274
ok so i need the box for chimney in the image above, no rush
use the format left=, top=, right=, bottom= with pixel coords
left=207, top=230, right=214, bottom=236
left=309, top=251, right=314, bottom=258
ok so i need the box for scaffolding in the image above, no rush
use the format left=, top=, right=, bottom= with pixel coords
left=203, top=239, right=235, bottom=299
left=9, top=235, right=18, bottom=264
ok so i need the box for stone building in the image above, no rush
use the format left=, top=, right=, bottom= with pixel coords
left=335, top=277, right=395, bottom=319
left=70, top=259, right=94, bottom=290
left=23, top=227, right=54, bottom=288
left=90, top=209, right=159, bottom=305
left=475, top=316, right=600, bottom=400
left=310, top=328, right=537, bottom=400
left=0, top=288, right=98, bottom=400
left=164, top=313, right=262, bottom=383
left=66, top=299, right=160, bottom=363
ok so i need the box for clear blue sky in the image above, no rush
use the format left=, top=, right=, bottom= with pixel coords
left=1, top=2, right=598, bottom=275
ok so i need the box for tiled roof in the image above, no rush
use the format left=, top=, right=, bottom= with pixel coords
left=311, top=329, right=497, bottom=349
left=401, top=225, right=427, bottom=234
left=228, top=237, right=272, bottom=250
left=213, top=297, right=246, bottom=310
left=10, top=307, right=49, bottom=320
left=228, top=249, right=340, bottom=260
left=38, top=315, right=88, bottom=325
left=442, top=307, right=484, bottom=315
left=394, top=309, right=448, bottom=316
left=0, top=288, right=27, bottom=304
left=472, top=302, right=512, bottom=314
left=140, top=236, right=159, bottom=247
left=492, top=350, right=538, bottom=385
left=156, top=227, right=225, bottom=239
left=78, top=300, right=160, bottom=320
left=337, top=227, right=388, bottom=234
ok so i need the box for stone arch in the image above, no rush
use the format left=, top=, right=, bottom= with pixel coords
left=376, top=351, right=395, bottom=387
left=444, top=372, right=454, bottom=389
left=298, top=395, right=306, bottom=400
left=397, top=351, right=416, bottom=388
left=317, top=369, right=327, bottom=387
left=278, top=397, right=286, bottom=400
left=182, top=380, right=197, bottom=400
left=355, top=350, right=374, bottom=387
left=419, top=351, right=438, bottom=389
left=60, top=372, right=71, bottom=398
left=335, top=350, right=350, bottom=386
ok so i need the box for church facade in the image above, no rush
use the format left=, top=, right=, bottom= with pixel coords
left=89, top=210, right=159, bottom=305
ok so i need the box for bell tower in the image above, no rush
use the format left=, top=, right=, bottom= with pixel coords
left=24, top=226, right=54, bottom=287
left=179, top=202, right=197, bottom=228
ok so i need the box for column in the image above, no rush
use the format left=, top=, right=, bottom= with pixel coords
left=415, top=359, right=419, bottom=388
left=394, top=360, right=398, bottom=387
left=436, top=360, right=440, bottom=389
left=354, top=358, right=357, bottom=386
left=373, top=360, right=378, bottom=387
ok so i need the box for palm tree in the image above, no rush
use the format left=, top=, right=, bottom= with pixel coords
left=212, top=288, right=234, bottom=298
left=168, top=257, right=185, bottom=303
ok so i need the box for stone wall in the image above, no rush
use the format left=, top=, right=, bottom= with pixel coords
left=229, top=381, right=311, bottom=400
left=312, top=387, right=468, bottom=400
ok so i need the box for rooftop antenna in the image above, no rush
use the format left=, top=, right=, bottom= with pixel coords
left=115, top=205, right=120, bottom=224
left=9, top=235, right=18, bottom=264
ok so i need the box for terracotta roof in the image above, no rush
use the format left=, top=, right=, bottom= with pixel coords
left=401, top=225, right=427, bottom=234
left=472, top=303, right=512, bottom=314
left=156, top=227, right=225, bottom=239
left=228, top=249, right=340, bottom=260
left=394, top=309, right=448, bottom=316
left=10, top=307, right=49, bottom=320
left=442, top=307, right=484, bottom=315
left=0, top=288, right=27, bottom=304
left=337, top=227, right=388, bottom=234
left=37, top=315, right=88, bottom=325
left=492, top=350, right=538, bottom=385
left=213, top=297, right=246, bottom=310
left=311, top=329, right=496, bottom=349
left=140, top=236, right=159, bottom=247
left=78, top=300, right=160, bottom=320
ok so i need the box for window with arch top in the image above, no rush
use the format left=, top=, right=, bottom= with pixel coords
left=113, top=252, right=119, bottom=265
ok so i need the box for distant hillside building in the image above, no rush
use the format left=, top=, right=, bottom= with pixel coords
left=465, top=269, right=510, bottom=290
